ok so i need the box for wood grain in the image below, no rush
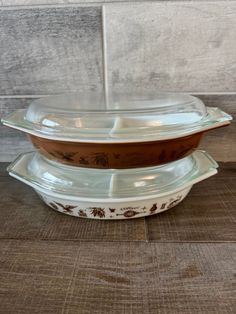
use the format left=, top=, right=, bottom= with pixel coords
left=107, top=2, right=236, bottom=93
left=146, top=164, right=236, bottom=242
left=0, top=6, right=103, bottom=95
left=0, top=162, right=8, bottom=174
left=0, top=240, right=235, bottom=313
left=200, top=122, right=236, bottom=162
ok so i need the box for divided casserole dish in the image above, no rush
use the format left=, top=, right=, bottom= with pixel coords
left=8, top=150, right=218, bottom=219
left=2, top=92, right=232, bottom=169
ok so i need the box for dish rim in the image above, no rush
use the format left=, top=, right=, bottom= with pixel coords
left=2, top=107, right=231, bottom=143
left=7, top=150, right=218, bottom=202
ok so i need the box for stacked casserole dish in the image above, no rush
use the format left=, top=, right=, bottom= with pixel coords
left=2, top=92, right=232, bottom=219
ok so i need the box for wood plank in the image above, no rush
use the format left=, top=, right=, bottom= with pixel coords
left=0, top=240, right=235, bottom=313
left=0, top=175, right=147, bottom=241
left=0, top=7, right=103, bottom=95
left=106, top=2, right=236, bottom=93
left=0, top=162, right=8, bottom=174
left=200, top=121, right=236, bottom=162
left=146, top=166, right=236, bottom=242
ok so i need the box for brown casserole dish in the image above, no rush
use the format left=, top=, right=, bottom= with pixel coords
left=29, top=133, right=203, bottom=169
left=2, top=92, right=232, bottom=169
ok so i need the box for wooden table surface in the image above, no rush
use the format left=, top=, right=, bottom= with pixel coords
left=0, top=161, right=235, bottom=313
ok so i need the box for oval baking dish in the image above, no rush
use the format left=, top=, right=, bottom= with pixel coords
left=8, top=150, right=218, bottom=219
left=2, top=92, right=231, bottom=168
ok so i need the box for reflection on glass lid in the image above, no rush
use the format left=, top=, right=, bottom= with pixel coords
left=2, top=92, right=232, bottom=142
left=26, top=92, right=206, bottom=129
left=11, top=150, right=205, bottom=198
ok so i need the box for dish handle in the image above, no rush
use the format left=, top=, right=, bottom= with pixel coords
left=7, top=151, right=34, bottom=173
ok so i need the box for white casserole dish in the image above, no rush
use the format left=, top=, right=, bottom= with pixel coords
left=8, top=150, right=218, bottom=219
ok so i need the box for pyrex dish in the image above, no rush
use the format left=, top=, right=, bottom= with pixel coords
left=2, top=92, right=231, bottom=168
left=8, top=150, right=218, bottom=219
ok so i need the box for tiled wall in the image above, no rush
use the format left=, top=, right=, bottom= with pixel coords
left=0, top=1, right=235, bottom=161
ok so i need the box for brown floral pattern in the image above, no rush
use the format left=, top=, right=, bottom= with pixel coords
left=91, top=153, right=109, bottom=167
left=167, top=196, right=182, bottom=209
left=49, top=202, right=58, bottom=210
left=150, top=203, right=158, bottom=213
left=31, top=133, right=202, bottom=169
left=53, top=151, right=76, bottom=162
left=78, top=156, right=89, bottom=165
left=160, top=203, right=167, bottom=210
left=54, top=202, right=77, bottom=213
left=90, top=207, right=105, bottom=218
left=41, top=193, right=185, bottom=219
left=78, top=209, right=87, bottom=218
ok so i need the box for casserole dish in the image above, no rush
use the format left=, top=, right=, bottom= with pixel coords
left=2, top=92, right=231, bottom=168
left=8, top=150, right=218, bottom=219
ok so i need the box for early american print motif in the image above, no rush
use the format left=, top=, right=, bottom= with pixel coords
left=41, top=194, right=184, bottom=219
left=54, top=202, right=77, bottom=213
left=90, top=207, right=106, bottom=218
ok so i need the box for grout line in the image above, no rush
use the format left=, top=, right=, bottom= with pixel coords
left=1, top=0, right=236, bottom=10
left=189, top=92, right=236, bottom=95
left=0, top=3, right=102, bottom=10
left=102, top=5, right=109, bottom=108
left=0, top=95, right=50, bottom=98
left=0, top=92, right=236, bottom=99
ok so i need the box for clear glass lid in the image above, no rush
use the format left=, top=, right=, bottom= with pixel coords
left=2, top=92, right=231, bottom=143
left=8, top=150, right=218, bottom=199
